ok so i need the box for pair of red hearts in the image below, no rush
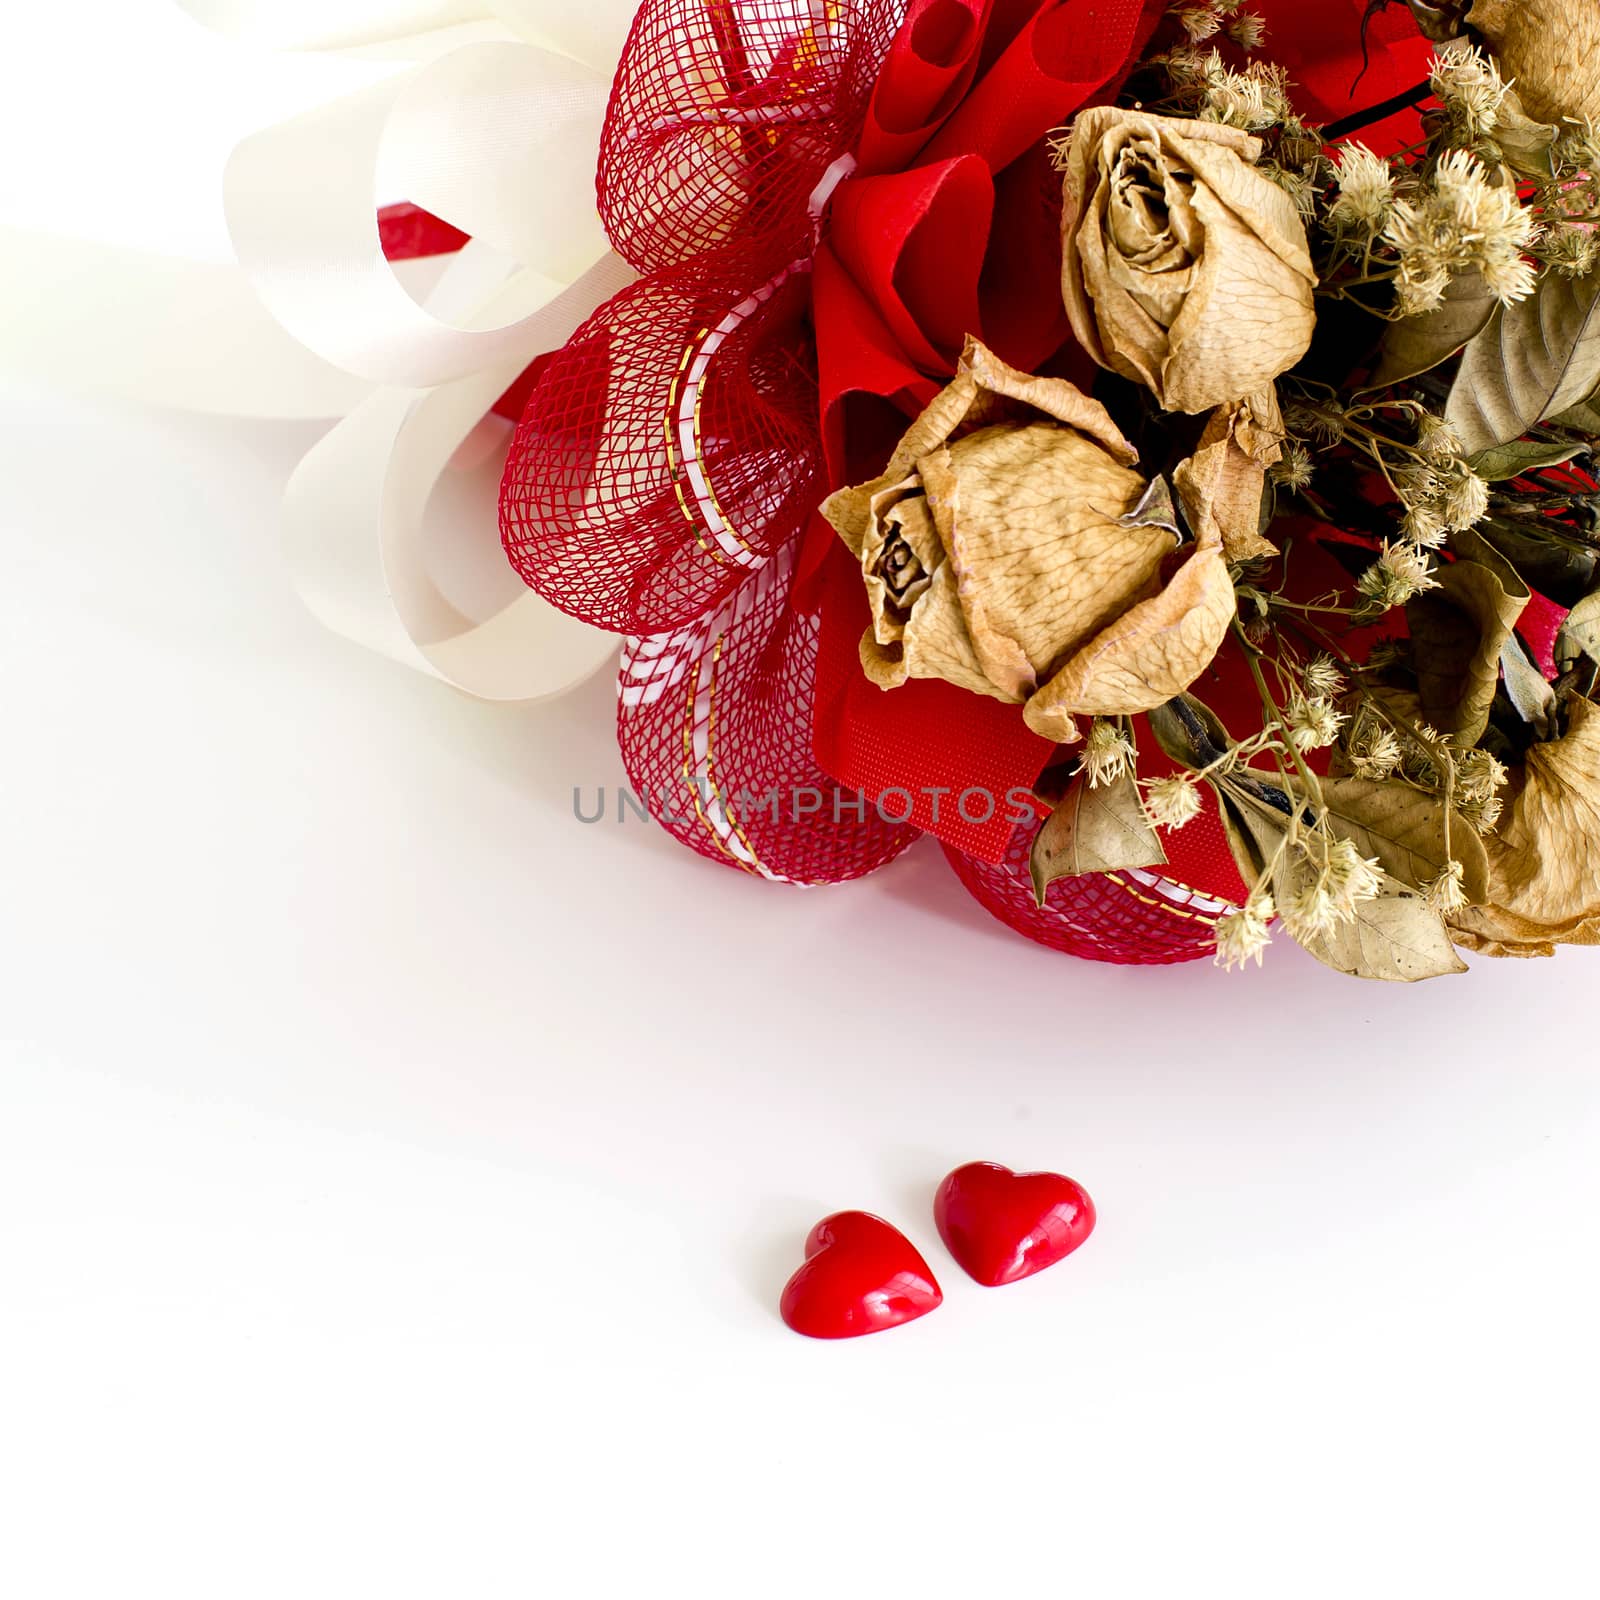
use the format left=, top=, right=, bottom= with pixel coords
left=780, top=1162, right=1095, bottom=1340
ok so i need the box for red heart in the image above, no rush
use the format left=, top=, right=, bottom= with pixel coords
left=779, top=1211, right=943, bottom=1339
left=934, top=1162, right=1095, bottom=1287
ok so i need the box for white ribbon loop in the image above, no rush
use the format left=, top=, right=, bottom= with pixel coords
left=224, top=41, right=611, bottom=389
left=2, top=11, right=643, bottom=700
left=285, top=249, right=636, bottom=699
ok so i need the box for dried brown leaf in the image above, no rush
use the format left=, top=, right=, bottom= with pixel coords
left=1174, top=390, right=1282, bottom=563
left=1148, top=693, right=1235, bottom=771
left=1368, top=268, right=1497, bottom=390
left=1300, top=889, right=1469, bottom=982
left=1559, top=590, right=1600, bottom=667
left=1449, top=694, right=1600, bottom=955
left=1446, top=270, right=1600, bottom=455
left=1213, top=771, right=1298, bottom=891
left=1468, top=0, right=1600, bottom=126
left=1465, top=439, right=1584, bottom=482
left=1406, top=558, right=1529, bottom=744
left=1319, top=776, right=1491, bottom=902
left=1029, top=771, right=1168, bottom=903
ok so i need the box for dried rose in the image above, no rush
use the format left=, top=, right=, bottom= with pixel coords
left=1467, top=0, right=1600, bottom=125
left=1059, top=108, right=1317, bottom=414
left=1448, top=695, right=1600, bottom=957
left=821, top=340, right=1236, bottom=742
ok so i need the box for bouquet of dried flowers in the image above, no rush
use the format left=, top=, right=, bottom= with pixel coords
left=824, top=0, right=1600, bottom=980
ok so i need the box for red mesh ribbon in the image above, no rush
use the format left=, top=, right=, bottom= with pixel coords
left=501, top=0, right=919, bottom=885
left=503, top=0, right=908, bottom=637
left=617, top=544, right=916, bottom=881
left=945, top=830, right=1229, bottom=965
left=498, top=0, right=1430, bottom=955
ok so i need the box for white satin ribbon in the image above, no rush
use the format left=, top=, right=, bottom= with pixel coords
left=284, top=247, right=634, bottom=698
left=2, top=8, right=643, bottom=700
left=224, top=41, right=611, bottom=389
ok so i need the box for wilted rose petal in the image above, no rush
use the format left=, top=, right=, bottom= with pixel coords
left=1174, top=388, right=1284, bottom=565
left=1022, top=516, right=1235, bottom=739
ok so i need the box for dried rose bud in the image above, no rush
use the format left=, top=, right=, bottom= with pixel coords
left=1059, top=107, right=1316, bottom=413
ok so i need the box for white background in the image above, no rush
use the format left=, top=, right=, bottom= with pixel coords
left=3, top=7, right=1598, bottom=1597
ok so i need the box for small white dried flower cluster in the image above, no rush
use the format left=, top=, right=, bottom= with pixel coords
left=1393, top=455, right=1491, bottom=547
left=1356, top=540, right=1440, bottom=614
left=1429, top=46, right=1510, bottom=145
left=1383, top=149, right=1540, bottom=314
left=1540, top=224, right=1600, bottom=279
left=1343, top=708, right=1508, bottom=837
left=1214, top=826, right=1386, bottom=970
left=1556, top=117, right=1600, bottom=171
left=1392, top=718, right=1450, bottom=788
left=1227, top=11, right=1266, bottom=51
left=1142, top=775, right=1204, bottom=831
left=1169, top=1, right=1265, bottom=51
left=1282, top=398, right=1347, bottom=447
left=1204, top=56, right=1292, bottom=131
left=1171, top=3, right=1222, bottom=41
left=1213, top=885, right=1275, bottom=970
left=1302, top=655, right=1345, bottom=700
left=1285, top=692, right=1346, bottom=753
left=1347, top=719, right=1404, bottom=781
left=1457, top=746, right=1510, bottom=833
left=1278, top=832, right=1386, bottom=942
left=1415, top=413, right=1463, bottom=464
left=1268, top=440, right=1315, bottom=492
left=1327, top=143, right=1397, bottom=235
left=1425, top=858, right=1470, bottom=914
left=1083, top=718, right=1136, bottom=788
left=1155, top=44, right=1291, bottom=132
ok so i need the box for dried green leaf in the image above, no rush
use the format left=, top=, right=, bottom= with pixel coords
left=1029, top=771, right=1168, bottom=904
left=1209, top=768, right=1302, bottom=891
left=1298, top=888, right=1469, bottom=982
left=1319, top=775, right=1492, bottom=902
left=1471, top=518, right=1596, bottom=609
left=1493, top=91, right=1559, bottom=182
left=1406, top=558, right=1530, bottom=743
left=1465, top=439, right=1584, bottom=481
left=1368, top=268, right=1497, bottom=390
left=1560, top=590, right=1600, bottom=666
left=1446, top=271, right=1600, bottom=454
left=1549, top=396, right=1600, bottom=434
left=1146, top=693, right=1233, bottom=773
left=1119, top=476, right=1183, bottom=542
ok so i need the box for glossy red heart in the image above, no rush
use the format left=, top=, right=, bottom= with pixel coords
left=934, top=1162, right=1095, bottom=1287
left=779, top=1211, right=943, bottom=1339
